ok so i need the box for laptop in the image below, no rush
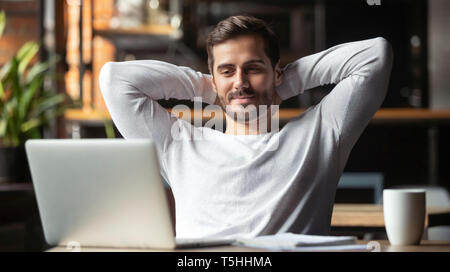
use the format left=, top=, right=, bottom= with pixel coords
left=25, top=139, right=234, bottom=250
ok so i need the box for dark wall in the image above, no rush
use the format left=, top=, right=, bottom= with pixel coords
left=323, top=0, right=449, bottom=190
left=325, top=0, right=428, bottom=108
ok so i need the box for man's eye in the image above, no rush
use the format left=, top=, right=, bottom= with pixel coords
left=221, top=70, right=232, bottom=75
left=247, top=67, right=262, bottom=73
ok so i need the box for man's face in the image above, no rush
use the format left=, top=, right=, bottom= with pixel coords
left=211, top=35, right=282, bottom=119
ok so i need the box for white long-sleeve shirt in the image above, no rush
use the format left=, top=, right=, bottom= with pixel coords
left=99, top=37, right=393, bottom=239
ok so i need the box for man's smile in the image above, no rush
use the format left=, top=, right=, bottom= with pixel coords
left=229, top=95, right=256, bottom=104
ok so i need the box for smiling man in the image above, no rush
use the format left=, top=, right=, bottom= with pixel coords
left=99, top=15, right=393, bottom=239
left=208, top=25, right=283, bottom=134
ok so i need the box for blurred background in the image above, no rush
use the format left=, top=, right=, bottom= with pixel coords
left=0, top=0, right=449, bottom=251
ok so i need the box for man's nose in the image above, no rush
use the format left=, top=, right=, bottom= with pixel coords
left=233, top=70, right=249, bottom=91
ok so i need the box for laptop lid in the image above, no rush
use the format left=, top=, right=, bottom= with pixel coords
left=25, top=139, right=176, bottom=249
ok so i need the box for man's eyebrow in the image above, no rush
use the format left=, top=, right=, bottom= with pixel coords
left=216, top=63, right=234, bottom=70
left=216, top=59, right=266, bottom=70
left=243, top=59, right=265, bottom=65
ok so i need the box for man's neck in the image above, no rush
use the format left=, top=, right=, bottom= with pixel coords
left=224, top=106, right=278, bottom=135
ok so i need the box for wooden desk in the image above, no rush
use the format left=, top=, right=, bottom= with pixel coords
left=373, top=240, right=450, bottom=252
left=331, top=204, right=450, bottom=228
left=48, top=240, right=450, bottom=252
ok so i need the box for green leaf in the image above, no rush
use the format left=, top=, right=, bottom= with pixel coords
left=20, top=117, right=40, bottom=133
left=17, top=41, right=39, bottom=77
left=5, top=105, right=19, bottom=147
left=17, top=41, right=38, bottom=61
left=5, top=96, right=18, bottom=118
left=27, top=127, right=41, bottom=139
left=21, top=106, right=66, bottom=133
left=0, top=119, right=6, bottom=137
left=33, top=93, right=66, bottom=118
left=0, top=59, right=12, bottom=82
left=19, top=75, right=43, bottom=123
left=25, top=55, right=60, bottom=85
left=103, top=118, right=116, bottom=139
left=0, top=10, right=5, bottom=38
left=8, top=57, right=22, bottom=105
left=25, top=62, right=48, bottom=84
left=4, top=98, right=19, bottom=137
left=0, top=80, right=4, bottom=101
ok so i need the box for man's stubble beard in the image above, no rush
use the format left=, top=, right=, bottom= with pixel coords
left=218, top=84, right=277, bottom=124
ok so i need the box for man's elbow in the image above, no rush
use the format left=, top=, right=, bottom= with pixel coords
left=373, top=37, right=394, bottom=71
left=99, top=61, right=119, bottom=96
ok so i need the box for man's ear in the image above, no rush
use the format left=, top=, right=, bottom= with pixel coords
left=211, top=76, right=218, bottom=93
left=274, top=60, right=282, bottom=87
left=211, top=76, right=222, bottom=106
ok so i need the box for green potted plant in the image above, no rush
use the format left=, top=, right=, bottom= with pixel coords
left=0, top=10, right=71, bottom=182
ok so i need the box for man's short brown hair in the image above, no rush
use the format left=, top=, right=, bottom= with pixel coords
left=206, top=15, right=280, bottom=74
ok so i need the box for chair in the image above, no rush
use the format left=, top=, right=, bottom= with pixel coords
left=337, top=172, right=384, bottom=204
left=389, top=185, right=450, bottom=207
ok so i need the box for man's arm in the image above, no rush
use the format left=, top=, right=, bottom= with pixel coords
left=277, top=37, right=393, bottom=155
left=99, top=60, right=216, bottom=153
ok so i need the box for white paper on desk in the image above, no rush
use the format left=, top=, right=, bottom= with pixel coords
left=280, top=245, right=370, bottom=252
left=233, top=233, right=358, bottom=250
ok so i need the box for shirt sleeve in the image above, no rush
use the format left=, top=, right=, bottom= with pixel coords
left=277, top=37, right=393, bottom=156
left=99, top=60, right=216, bottom=156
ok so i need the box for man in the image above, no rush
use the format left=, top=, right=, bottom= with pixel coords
left=99, top=15, right=393, bottom=239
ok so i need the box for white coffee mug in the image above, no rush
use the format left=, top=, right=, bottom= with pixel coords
left=383, top=189, right=426, bottom=246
